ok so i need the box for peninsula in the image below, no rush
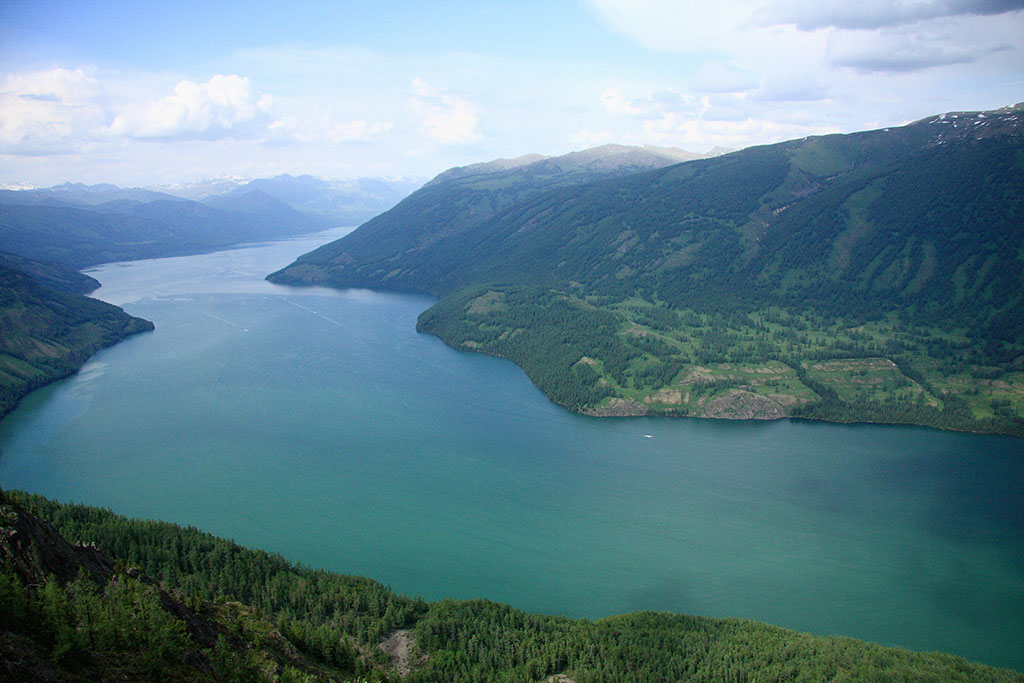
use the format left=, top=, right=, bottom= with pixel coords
left=270, top=106, right=1024, bottom=436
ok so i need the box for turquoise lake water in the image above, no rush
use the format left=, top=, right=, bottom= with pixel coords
left=1, top=228, right=1022, bottom=670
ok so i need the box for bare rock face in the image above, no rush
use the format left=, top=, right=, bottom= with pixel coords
left=644, top=388, right=683, bottom=405
left=0, top=503, right=114, bottom=587
left=380, top=629, right=427, bottom=678
left=701, top=390, right=786, bottom=420
left=584, top=397, right=648, bottom=417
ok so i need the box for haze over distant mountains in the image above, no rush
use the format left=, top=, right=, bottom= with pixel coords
left=0, top=147, right=716, bottom=271
left=156, top=174, right=425, bottom=225
left=0, top=172, right=422, bottom=417
left=0, top=174, right=423, bottom=269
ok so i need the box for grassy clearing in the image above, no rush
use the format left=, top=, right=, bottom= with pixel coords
left=420, top=285, right=1024, bottom=435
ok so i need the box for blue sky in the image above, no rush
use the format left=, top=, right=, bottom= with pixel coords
left=2, top=0, right=1022, bottom=187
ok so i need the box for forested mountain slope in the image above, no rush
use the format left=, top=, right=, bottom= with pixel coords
left=272, top=105, right=1024, bottom=435
left=4, top=490, right=1021, bottom=682
left=0, top=261, right=152, bottom=418
left=268, top=144, right=714, bottom=290
left=0, top=252, right=100, bottom=295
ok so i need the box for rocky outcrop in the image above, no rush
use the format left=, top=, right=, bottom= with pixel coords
left=700, top=390, right=787, bottom=420
left=380, top=629, right=427, bottom=678
left=0, top=502, right=114, bottom=587
left=584, top=397, right=648, bottom=417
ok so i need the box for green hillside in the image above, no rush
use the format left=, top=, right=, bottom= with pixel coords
left=4, top=490, right=1021, bottom=682
left=268, top=145, right=712, bottom=290
left=271, top=105, right=1024, bottom=435
left=0, top=262, right=153, bottom=418
left=0, top=252, right=100, bottom=295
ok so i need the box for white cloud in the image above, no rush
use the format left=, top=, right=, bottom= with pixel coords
left=825, top=26, right=1002, bottom=72
left=640, top=108, right=839, bottom=150
left=269, top=113, right=394, bottom=145
left=601, top=88, right=654, bottom=118
left=752, top=0, right=1024, bottom=31
left=407, top=77, right=481, bottom=145
left=648, top=89, right=702, bottom=113
left=570, top=128, right=614, bottom=145
left=584, top=1, right=1023, bottom=76
left=1, top=64, right=399, bottom=168
left=582, top=0, right=1023, bottom=151
left=597, top=83, right=840, bottom=151
left=0, top=68, right=107, bottom=153
left=107, top=74, right=273, bottom=140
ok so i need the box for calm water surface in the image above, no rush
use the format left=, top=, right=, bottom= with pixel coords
left=1, top=228, right=1022, bottom=670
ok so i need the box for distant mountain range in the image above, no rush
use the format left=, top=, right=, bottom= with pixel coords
left=0, top=173, right=423, bottom=417
left=270, top=105, right=1024, bottom=435
left=0, top=174, right=422, bottom=269
left=160, top=173, right=424, bottom=225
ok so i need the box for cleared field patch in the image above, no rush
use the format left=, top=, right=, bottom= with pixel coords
left=803, top=357, right=930, bottom=404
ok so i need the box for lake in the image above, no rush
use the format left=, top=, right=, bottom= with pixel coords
left=1, top=227, right=1022, bottom=670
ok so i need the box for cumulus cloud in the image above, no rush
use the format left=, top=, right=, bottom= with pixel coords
left=0, top=68, right=107, bottom=153
left=107, top=74, right=273, bottom=140
left=752, top=0, right=1024, bottom=31
left=407, top=78, right=481, bottom=145
left=1, top=66, right=397, bottom=159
